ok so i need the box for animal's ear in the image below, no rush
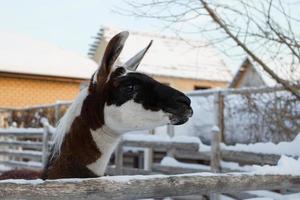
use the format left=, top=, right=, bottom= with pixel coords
left=97, top=31, right=129, bottom=86
left=123, top=40, right=153, bottom=71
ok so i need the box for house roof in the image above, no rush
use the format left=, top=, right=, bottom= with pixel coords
left=0, top=31, right=98, bottom=79
left=230, top=57, right=300, bottom=87
left=88, top=26, right=232, bottom=82
left=229, top=58, right=266, bottom=87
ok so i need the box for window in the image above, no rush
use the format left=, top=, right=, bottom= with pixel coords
left=194, top=85, right=211, bottom=90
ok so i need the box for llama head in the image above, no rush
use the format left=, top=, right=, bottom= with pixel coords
left=84, top=31, right=193, bottom=133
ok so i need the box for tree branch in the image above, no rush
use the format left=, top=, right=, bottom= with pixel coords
left=199, top=0, right=300, bottom=99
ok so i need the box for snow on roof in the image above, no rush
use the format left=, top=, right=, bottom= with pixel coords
left=231, top=57, right=300, bottom=87
left=0, top=31, right=98, bottom=79
left=89, top=26, right=232, bottom=82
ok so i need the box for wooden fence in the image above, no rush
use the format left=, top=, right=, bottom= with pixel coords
left=0, top=126, right=299, bottom=199
left=0, top=126, right=289, bottom=173
left=0, top=173, right=299, bottom=200
left=1, top=84, right=299, bottom=144
left=0, top=127, right=51, bottom=171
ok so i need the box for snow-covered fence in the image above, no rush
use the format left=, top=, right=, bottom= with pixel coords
left=0, top=173, right=299, bottom=200
left=0, top=127, right=52, bottom=171
left=1, top=85, right=299, bottom=144
left=0, top=101, right=71, bottom=128
left=0, top=126, right=292, bottom=175
left=183, top=85, right=300, bottom=144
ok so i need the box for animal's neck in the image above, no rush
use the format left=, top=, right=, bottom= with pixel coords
left=44, top=117, right=121, bottom=179
left=86, top=126, right=121, bottom=176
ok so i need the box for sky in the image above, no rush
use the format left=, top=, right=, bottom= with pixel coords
left=0, top=0, right=170, bottom=58
left=2, top=0, right=296, bottom=72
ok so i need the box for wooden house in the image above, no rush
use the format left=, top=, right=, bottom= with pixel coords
left=0, top=31, right=98, bottom=108
left=88, top=26, right=232, bottom=92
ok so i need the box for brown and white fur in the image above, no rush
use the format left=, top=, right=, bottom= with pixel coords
left=0, top=31, right=193, bottom=180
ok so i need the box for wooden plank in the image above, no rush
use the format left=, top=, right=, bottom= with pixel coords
left=0, top=173, right=299, bottom=200
left=0, top=150, right=42, bottom=161
left=115, top=143, right=123, bottom=174
left=144, top=148, right=153, bottom=171
left=221, top=150, right=282, bottom=165
left=0, top=141, right=43, bottom=150
left=42, top=126, right=50, bottom=167
left=0, top=160, right=42, bottom=170
left=106, top=166, right=154, bottom=176
left=226, top=192, right=259, bottom=199
left=152, top=164, right=209, bottom=174
left=151, top=164, right=238, bottom=174
left=174, top=150, right=282, bottom=166
left=210, top=127, right=221, bottom=173
left=0, top=129, right=44, bottom=137
left=122, top=140, right=199, bottom=152
left=172, top=195, right=206, bottom=200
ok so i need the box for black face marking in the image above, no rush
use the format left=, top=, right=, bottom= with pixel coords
left=106, top=69, right=193, bottom=125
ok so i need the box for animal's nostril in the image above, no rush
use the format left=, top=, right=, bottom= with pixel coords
left=175, top=95, right=191, bottom=106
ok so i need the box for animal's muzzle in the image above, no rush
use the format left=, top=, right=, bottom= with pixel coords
left=169, top=106, right=193, bottom=125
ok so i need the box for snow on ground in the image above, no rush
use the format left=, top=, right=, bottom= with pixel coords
left=222, top=134, right=300, bottom=156
left=161, top=156, right=211, bottom=171
left=252, top=156, right=300, bottom=175
left=161, top=155, right=300, bottom=175
left=124, top=130, right=300, bottom=156
left=246, top=190, right=300, bottom=200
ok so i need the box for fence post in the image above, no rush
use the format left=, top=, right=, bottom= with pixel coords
left=144, top=129, right=154, bottom=171
left=115, top=140, right=123, bottom=175
left=166, top=124, right=175, bottom=157
left=42, top=125, right=50, bottom=168
left=214, top=91, right=225, bottom=142
left=54, top=103, right=61, bottom=125
left=210, top=126, right=221, bottom=173
left=210, top=126, right=221, bottom=200
left=219, top=95, right=225, bottom=143
left=210, top=92, right=223, bottom=200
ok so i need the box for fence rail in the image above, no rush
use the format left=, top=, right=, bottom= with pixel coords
left=122, top=139, right=199, bottom=152
left=0, top=173, right=299, bottom=200
left=0, top=129, right=44, bottom=137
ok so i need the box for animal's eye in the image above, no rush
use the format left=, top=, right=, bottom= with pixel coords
left=122, top=84, right=135, bottom=93
left=126, top=85, right=135, bottom=92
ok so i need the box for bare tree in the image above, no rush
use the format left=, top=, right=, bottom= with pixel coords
left=123, top=0, right=300, bottom=98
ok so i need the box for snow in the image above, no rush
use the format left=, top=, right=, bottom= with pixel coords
left=178, top=88, right=300, bottom=144
left=171, top=94, right=216, bottom=144
left=222, top=134, right=300, bottom=156
left=0, top=31, right=98, bottom=79
left=220, top=195, right=236, bottom=200
left=0, top=179, right=44, bottom=185
left=252, top=155, right=300, bottom=175
left=220, top=161, right=254, bottom=172
left=247, top=191, right=300, bottom=200
left=90, top=26, right=232, bottom=82
left=123, top=132, right=202, bottom=144
left=0, top=127, right=43, bottom=134
left=161, top=156, right=211, bottom=171
left=125, top=126, right=300, bottom=156
left=160, top=155, right=300, bottom=176
left=0, top=164, right=11, bottom=171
